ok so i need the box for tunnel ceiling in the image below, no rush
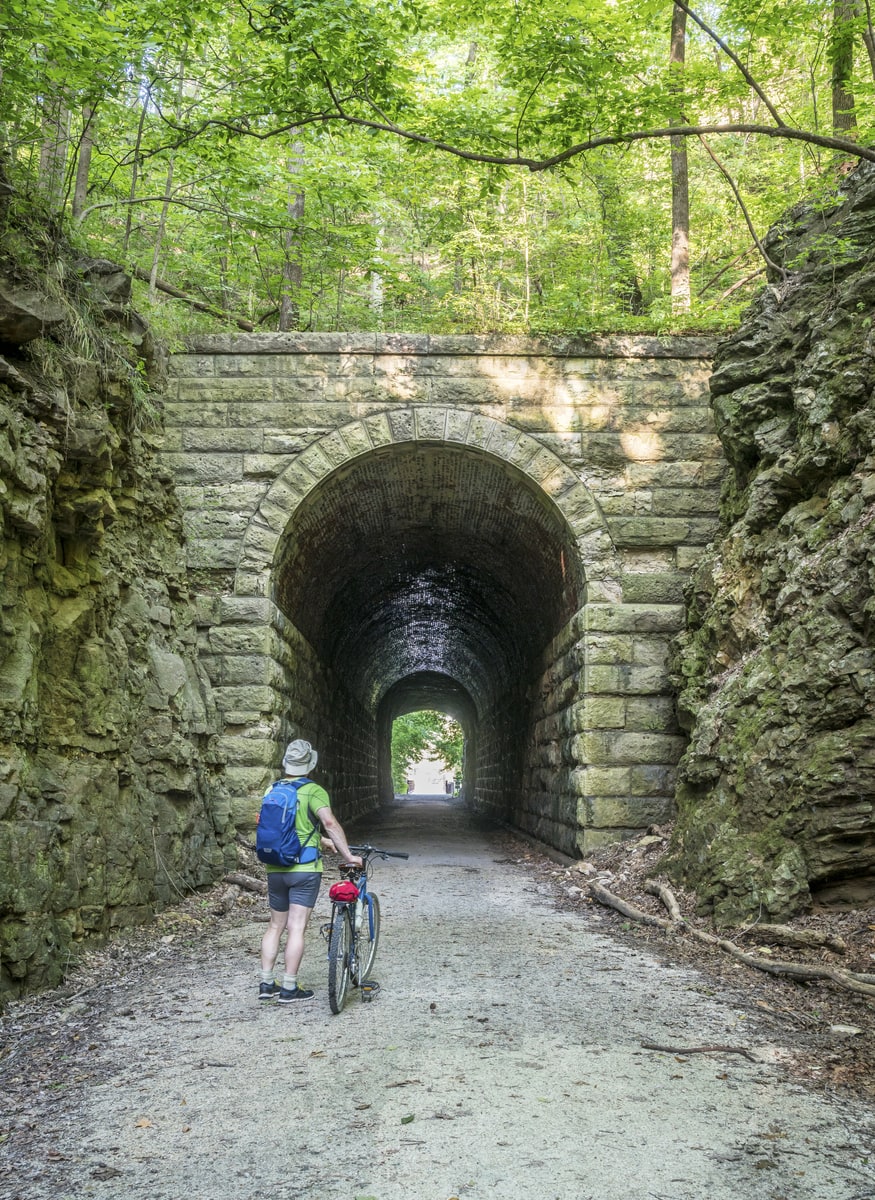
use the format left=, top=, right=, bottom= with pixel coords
left=273, top=443, right=582, bottom=715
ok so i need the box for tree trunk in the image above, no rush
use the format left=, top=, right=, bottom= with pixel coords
left=123, top=91, right=150, bottom=259
left=859, top=0, right=875, bottom=82
left=670, top=3, right=691, bottom=314
left=831, top=0, right=857, bottom=135
left=149, top=59, right=187, bottom=299
left=38, top=91, right=71, bottom=213
left=149, top=156, right=175, bottom=299
left=71, top=105, right=95, bottom=221
left=370, top=229, right=384, bottom=320
left=278, top=140, right=305, bottom=332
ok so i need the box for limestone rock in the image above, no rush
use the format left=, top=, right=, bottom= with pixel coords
left=0, top=282, right=65, bottom=344
left=668, top=160, right=875, bottom=923
left=76, top=258, right=132, bottom=305
left=0, top=254, right=228, bottom=1002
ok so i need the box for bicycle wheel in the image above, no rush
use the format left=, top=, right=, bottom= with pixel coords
left=327, top=905, right=353, bottom=1014
left=353, top=893, right=380, bottom=984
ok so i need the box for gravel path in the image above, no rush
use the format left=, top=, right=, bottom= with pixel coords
left=3, top=798, right=874, bottom=1200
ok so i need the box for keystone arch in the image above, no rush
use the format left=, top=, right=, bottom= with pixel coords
left=229, top=408, right=618, bottom=849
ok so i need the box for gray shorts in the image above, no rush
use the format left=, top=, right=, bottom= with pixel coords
left=267, top=871, right=322, bottom=912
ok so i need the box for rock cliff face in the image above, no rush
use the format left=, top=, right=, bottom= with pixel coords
left=0, top=230, right=232, bottom=999
left=669, top=163, right=875, bottom=923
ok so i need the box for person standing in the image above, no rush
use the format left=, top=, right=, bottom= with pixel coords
left=258, top=739, right=362, bottom=1003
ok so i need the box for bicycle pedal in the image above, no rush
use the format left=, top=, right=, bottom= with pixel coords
left=319, top=923, right=332, bottom=941
left=360, top=979, right=380, bottom=1001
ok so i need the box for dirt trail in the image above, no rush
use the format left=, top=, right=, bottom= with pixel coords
left=2, top=799, right=874, bottom=1200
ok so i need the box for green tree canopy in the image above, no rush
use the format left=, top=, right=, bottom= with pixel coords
left=391, top=711, right=464, bottom=793
left=3, top=0, right=874, bottom=334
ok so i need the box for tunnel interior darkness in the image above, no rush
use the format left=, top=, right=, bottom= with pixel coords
left=272, top=442, right=584, bottom=814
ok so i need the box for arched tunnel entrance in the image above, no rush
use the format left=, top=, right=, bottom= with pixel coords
left=270, top=442, right=584, bottom=829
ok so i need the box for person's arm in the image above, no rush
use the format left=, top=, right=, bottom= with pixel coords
left=318, top=808, right=362, bottom=866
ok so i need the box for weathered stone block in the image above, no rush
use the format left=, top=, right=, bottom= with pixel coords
left=185, top=539, right=241, bottom=569
left=650, top=488, right=720, bottom=518
left=176, top=378, right=265, bottom=403
left=587, top=795, right=673, bottom=827
left=212, top=685, right=279, bottom=711
left=586, top=664, right=671, bottom=695
left=216, top=736, right=277, bottom=766
left=572, top=696, right=626, bottom=730
left=160, top=452, right=243, bottom=485
left=580, top=827, right=640, bottom=851
left=584, top=603, right=686, bottom=634
left=577, top=766, right=632, bottom=795
left=208, top=625, right=274, bottom=655
left=583, top=633, right=635, bottom=664
left=630, top=764, right=677, bottom=795
left=621, top=573, right=687, bottom=604
left=168, top=354, right=215, bottom=378
left=609, top=516, right=696, bottom=547
left=183, top=508, right=250, bottom=540
left=625, top=697, right=678, bottom=733
left=219, top=596, right=275, bottom=624
left=675, top=544, right=708, bottom=570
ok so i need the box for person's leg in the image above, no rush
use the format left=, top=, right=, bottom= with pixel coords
left=281, top=903, right=313, bottom=979
left=261, top=907, right=288, bottom=973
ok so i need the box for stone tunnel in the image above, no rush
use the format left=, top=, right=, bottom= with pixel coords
left=163, top=333, right=721, bottom=858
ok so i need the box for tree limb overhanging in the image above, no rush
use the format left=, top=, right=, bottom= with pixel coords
left=163, top=112, right=875, bottom=169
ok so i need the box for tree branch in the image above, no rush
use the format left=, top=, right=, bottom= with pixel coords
left=75, top=192, right=295, bottom=232
left=174, top=113, right=875, bottom=169
left=590, top=880, right=875, bottom=1000
left=131, top=266, right=255, bottom=330
left=694, top=133, right=788, bottom=278
left=671, top=0, right=787, bottom=127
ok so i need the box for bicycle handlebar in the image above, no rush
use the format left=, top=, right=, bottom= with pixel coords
left=347, top=844, right=409, bottom=861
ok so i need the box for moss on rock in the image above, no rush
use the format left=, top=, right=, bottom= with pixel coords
left=669, top=162, right=875, bottom=922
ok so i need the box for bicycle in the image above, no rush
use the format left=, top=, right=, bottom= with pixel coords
left=324, top=844, right=408, bottom=1014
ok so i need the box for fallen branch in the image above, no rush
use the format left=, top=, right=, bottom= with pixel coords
left=643, top=880, right=684, bottom=923
left=589, top=881, right=673, bottom=930
left=735, top=923, right=847, bottom=955
left=641, top=1041, right=759, bottom=1063
left=223, top=871, right=267, bottom=895
left=589, top=881, right=875, bottom=1000
left=131, top=266, right=255, bottom=331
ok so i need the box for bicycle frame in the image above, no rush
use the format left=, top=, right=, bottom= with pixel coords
left=325, top=843, right=407, bottom=1013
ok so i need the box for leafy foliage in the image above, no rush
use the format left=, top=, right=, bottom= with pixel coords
left=391, top=711, right=464, bottom=793
left=2, top=0, right=873, bottom=334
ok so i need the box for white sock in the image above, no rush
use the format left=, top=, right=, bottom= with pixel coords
left=282, top=974, right=297, bottom=991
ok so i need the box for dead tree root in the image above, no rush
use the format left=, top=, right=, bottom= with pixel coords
left=588, top=881, right=875, bottom=1000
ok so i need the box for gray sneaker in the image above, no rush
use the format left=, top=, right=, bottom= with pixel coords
left=258, top=981, right=281, bottom=1000
left=277, top=986, right=315, bottom=1003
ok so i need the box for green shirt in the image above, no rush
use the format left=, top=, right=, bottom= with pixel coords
left=264, top=779, right=330, bottom=874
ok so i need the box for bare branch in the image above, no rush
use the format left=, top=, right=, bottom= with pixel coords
left=130, top=266, right=255, bottom=330
left=75, top=193, right=294, bottom=232
left=591, top=880, right=875, bottom=1000
left=694, top=133, right=788, bottom=278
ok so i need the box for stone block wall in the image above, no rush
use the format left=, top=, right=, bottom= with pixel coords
left=164, top=334, right=721, bottom=856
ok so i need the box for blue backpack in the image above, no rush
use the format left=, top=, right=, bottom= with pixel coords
left=255, top=778, right=320, bottom=867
